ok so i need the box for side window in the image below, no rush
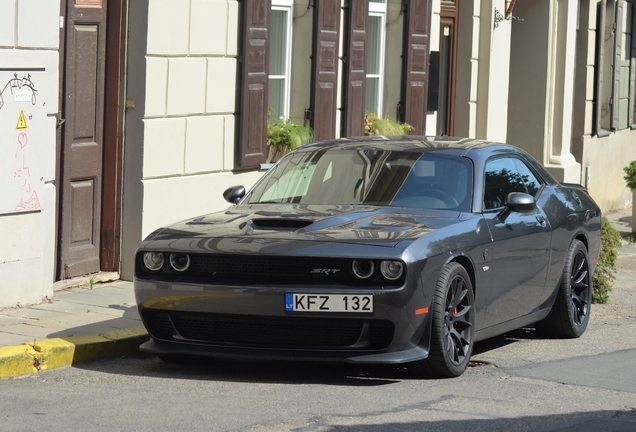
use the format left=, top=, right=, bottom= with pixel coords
left=483, top=158, right=527, bottom=210
left=512, top=159, right=542, bottom=197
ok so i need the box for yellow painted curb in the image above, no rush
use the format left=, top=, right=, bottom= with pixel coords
left=0, top=345, right=39, bottom=378
left=0, top=327, right=149, bottom=379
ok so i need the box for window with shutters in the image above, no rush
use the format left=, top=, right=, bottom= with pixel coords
left=269, top=0, right=293, bottom=119
left=594, top=0, right=636, bottom=134
left=366, top=0, right=387, bottom=116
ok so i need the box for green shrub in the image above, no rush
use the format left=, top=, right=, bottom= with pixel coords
left=624, top=161, right=636, bottom=190
left=592, top=216, right=622, bottom=303
left=267, top=115, right=313, bottom=152
left=364, top=112, right=412, bottom=136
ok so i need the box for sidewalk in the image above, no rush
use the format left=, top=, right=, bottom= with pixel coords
left=0, top=208, right=633, bottom=379
left=0, top=280, right=148, bottom=378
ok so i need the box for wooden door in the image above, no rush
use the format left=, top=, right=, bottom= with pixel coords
left=311, top=0, right=341, bottom=141
left=402, top=0, right=433, bottom=134
left=438, top=0, right=459, bottom=136
left=58, top=0, right=108, bottom=278
left=342, top=0, right=368, bottom=137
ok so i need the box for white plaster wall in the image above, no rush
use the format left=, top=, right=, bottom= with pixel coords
left=0, top=2, right=60, bottom=308
left=454, top=0, right=480, bottom=139
left=576, top=1, right=636, bottom=213
left=583, top=130, right=636, bottom=212
left=138, top=0, right=261, bottom=239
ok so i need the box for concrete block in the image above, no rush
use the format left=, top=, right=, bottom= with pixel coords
left=17, top=0, right=59, bottom=49
left=142, top=117, right=186, bottom=178
left=223, top=115, right=235, bottom=170
left=141, top=170, right=263, bottom=237
left=227, top=1, right=239, bottom=56
left=585, top=63, right=595, bottom=100
left=145, top=57, right=168, bottom=117
left=167, top=57, right=207, bottom=116
left=584, top=100, right=594, bottom=135
left=0, top=212, right=41, bottom=263
left=471, top=16, right=480, bottom=59
left=147, top=0, right=190, bottom=55
left=185, top=115, right=224, bottom=174
left=0, top=0, right=15, bottom=47
left=206, top=57, right=237, bottom=114
left=190, top=0, right=228, bottom=55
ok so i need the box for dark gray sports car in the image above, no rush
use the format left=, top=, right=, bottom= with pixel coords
left=134, top=136, right=601, bottom=377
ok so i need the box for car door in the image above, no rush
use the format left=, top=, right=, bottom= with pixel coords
left=481, top=157, right=552, bottom=328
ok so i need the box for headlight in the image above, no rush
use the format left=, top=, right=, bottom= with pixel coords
left=380, top=260, right=403, bottom=280
left=143, top=252, right=165, bottom=272
left=352, top=260, right=374, bottom=279
left=169, top=253, right=191, bottom=272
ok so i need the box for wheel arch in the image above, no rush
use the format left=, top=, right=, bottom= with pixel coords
left=449, top=255, right=476, bottom=298
left=573, top=232, right=588, bottom=251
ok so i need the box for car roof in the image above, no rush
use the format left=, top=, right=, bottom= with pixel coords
left=298, top=135, right=509, bottom=155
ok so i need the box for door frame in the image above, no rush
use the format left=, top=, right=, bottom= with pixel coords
left=56, top=0, right=127, bottom=279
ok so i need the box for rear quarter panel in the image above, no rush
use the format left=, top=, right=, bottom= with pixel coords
left=540, top=184, right=601, bottom=308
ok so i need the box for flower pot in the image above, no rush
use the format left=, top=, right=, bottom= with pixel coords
left=266, top=144, right=287, bottom=163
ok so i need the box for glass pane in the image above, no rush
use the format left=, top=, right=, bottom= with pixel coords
left=247, top=149, right=473, bottom=211
left=484, top=158, right=526, bottom=210
left=365, top=77, right=379, bottom=114
left=513, top=159, right=542, bottom=196
left=367, top=16, right=381, bottom=75
left=369, top=0, right=385, bottom=3
left=268, top=78, right=285, bottom=119
left=270, top=10, right=288, bottom=76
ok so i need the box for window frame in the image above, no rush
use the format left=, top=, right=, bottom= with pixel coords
left=366, top=1, right=387, bottom=117
left=482, top=156, right=545, bottom=212
left=268, top=0, right=294, bottom=119
left=594, top=0, right=636, bottom=134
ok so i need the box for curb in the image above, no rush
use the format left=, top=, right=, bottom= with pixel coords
left=0, top=327, right=149, bottom=379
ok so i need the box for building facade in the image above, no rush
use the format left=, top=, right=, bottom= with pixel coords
left=1, top=0, right=635, bottom=308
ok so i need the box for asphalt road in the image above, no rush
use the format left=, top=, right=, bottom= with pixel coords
left=1, top=244, right=635, bottom=432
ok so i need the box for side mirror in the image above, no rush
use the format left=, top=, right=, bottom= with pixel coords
left=223, top=185, right=246, bottom=204
left=498, top=192, right=536, bottom=223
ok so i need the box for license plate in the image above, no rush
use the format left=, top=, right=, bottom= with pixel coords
left=285, top=293, right=373, bottom=313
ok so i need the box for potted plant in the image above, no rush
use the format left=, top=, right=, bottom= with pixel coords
left=266, top=113, right=313, bottom=162
left=624, top=160, right=636, bottom=234
left=364, top=112, right=412, bottom=136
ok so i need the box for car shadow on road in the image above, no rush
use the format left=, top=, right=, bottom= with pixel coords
left=472, top=326, right=541, bottom=356
left=70, top=327, right=542, bottom=387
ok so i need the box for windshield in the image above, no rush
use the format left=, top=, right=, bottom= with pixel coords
left=246, top=148, right=473, bottom=211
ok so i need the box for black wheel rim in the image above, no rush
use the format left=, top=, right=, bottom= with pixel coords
left=570, top=251, right=590, bottom=325
left=443, top=275, right=473, bottom=366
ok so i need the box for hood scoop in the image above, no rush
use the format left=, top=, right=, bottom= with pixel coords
left=250, top=218, right=314, bottom=230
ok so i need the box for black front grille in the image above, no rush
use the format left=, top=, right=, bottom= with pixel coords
left=142, top=309, right=394, bottom=350
left=189, top=255, right=351, bottom=283
left=136, top=253, right=404, bottom=287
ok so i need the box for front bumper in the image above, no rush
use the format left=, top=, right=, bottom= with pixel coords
left=134, top=278, right=433, bottom=365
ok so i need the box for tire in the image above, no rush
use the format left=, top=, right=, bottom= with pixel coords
left=416, top=262, right=475, bottom=378
left=536, top=239, right=592, bottom=338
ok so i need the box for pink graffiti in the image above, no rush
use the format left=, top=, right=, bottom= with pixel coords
left=14, top=191, right=40, bottom=212
left=15, top=132, right=27, bottom=157
left=13, top=131, right=40, bottom=211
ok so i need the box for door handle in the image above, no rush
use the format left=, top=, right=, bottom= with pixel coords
left=536, top=216, right=546, bottom=225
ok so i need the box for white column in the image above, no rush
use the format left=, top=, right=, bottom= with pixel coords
left=544, top=0, right=581, bottom=183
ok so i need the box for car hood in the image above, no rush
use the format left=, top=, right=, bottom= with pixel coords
left=147, top=204, right=462, bottom=248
